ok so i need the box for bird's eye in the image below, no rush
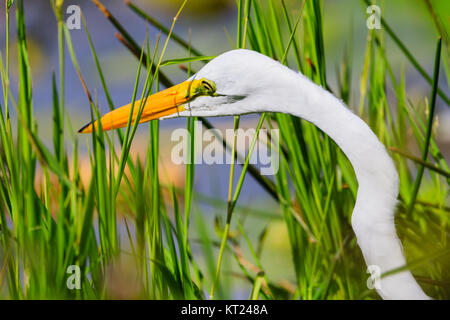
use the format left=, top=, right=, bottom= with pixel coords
left=202, top=80, right=214, bottom=93
left=190, top=78, right=217, bottom=99
left=201, top=79, right=217, bottom=96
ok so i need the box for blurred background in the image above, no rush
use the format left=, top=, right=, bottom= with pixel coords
left=0, top=0, right=449, bottom=298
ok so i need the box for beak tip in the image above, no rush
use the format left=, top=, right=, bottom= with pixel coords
left=78, top=121, right=92, bottom=134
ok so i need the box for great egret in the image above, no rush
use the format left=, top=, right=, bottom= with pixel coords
left=79, top=49, right=430, bottom=300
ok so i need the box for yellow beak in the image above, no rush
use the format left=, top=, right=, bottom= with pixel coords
left=78, top=78, right=215, bottom=134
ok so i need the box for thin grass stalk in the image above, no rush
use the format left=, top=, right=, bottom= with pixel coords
left=363, top=0, right=449, bottom=106
left=91, top=0, right=173, bottom=88
left=126, top=0, right=204, bottom=57
left=407, top=37, right=442, bottom=214
left=183, top=33, right=195, bottom=265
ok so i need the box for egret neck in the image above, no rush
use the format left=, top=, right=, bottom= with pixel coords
left=263, top=71, right=430, bottom=300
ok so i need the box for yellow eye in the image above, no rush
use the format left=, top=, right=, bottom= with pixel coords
left=186, top=78, right=217, bottom=99
left=201, top=79, right=216, bottom=94
left=193, top=78, right=216, bottom=96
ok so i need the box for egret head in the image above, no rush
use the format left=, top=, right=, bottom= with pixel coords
left=78, top=49, right=281, bottom=133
